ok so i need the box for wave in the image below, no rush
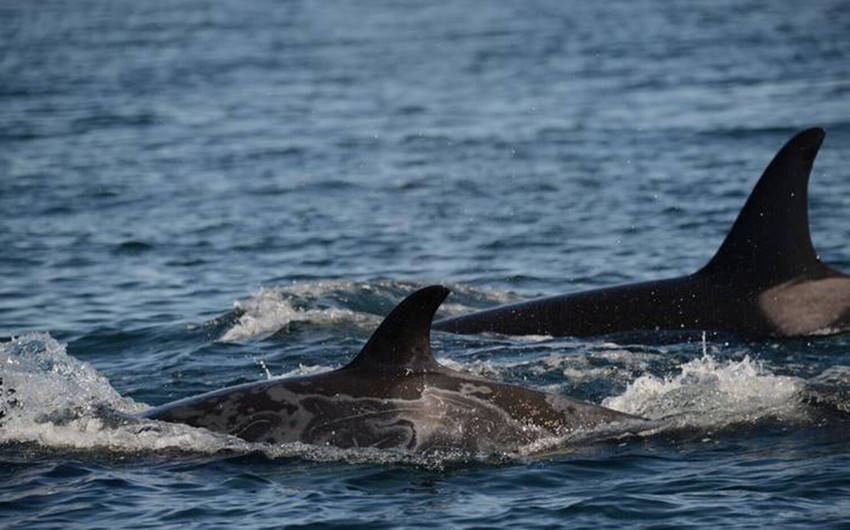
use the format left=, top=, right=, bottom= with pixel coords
left=602, top=354, right=812, bottom=435
left=0, top=333, right=246, bottom=455
left=216, top=280, right=519, bottom=342
left=2, top=333, right=846, bottom=468
left=0, top=333, right=516, bottom=467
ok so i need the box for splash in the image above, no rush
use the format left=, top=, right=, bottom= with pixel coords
left=220, top=285, right=372, bottom=343
left=0, top=333, right=249, bottom=454
left=218, top=280, right=517, bottom=343
left=0, top=333, right=141, bottom=421
left=0, top=334, right=585, bottom=466
left=6, top=334, right=812, bottom=465
left=602, top=354, right=808, bottom=430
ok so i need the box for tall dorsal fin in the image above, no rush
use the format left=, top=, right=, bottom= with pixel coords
left=698, top=128, right=826, bottom=286
left=344, top=286, right=449, bottom=373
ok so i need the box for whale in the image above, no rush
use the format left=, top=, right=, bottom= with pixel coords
left=434, top=128, right=850, bottom=339
left=143, top=286, right=641, bottom=453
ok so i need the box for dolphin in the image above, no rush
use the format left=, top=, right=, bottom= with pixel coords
left=434, top=128, right=850, bottom=338
left=143, top=286, right=640, bottom=453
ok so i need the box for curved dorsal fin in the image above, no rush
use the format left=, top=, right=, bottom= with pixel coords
left=344, top=286, right=449, bottom=373
left=698, top=128, right=826, bottom=286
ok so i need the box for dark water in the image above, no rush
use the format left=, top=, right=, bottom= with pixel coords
left=3, top=0, right=850, bottom=528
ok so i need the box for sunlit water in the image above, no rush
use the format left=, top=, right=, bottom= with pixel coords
left=3, top=0, right=850, bottom=528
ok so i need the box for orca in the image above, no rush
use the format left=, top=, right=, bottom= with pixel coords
left=434, top=128, right=850, bottom=338
left=143, top=286, right=640, bottom=453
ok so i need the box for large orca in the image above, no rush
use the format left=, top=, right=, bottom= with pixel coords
left=143, top=286, right=640, bottom=453
left=434, top=128, right=850, bottom=338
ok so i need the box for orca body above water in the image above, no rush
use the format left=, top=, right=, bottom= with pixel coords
left=144, top=287, right=639, bottom=453
left=434, top=128, right=850, bottom=339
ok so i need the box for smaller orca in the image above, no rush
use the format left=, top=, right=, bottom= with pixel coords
left=143, top=286, right=640, bottom=454
left=434, top=128, right=850, bottom=338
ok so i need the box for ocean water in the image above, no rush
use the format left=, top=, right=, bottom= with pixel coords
left=3, top=0, right=850, bottom=528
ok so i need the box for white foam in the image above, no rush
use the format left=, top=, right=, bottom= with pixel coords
left=5, top=334, right=812, bottom=464
left=220, top=286, right=372, bottom=342
left=602, top=354, right=807, bottom=429
left=0, top=333, right=248, bottom=454
left=219, top=280, right=522, bottom=343
left=0, top=333, right=142, bottom=418
left=0, top=334, right=509, bottom=464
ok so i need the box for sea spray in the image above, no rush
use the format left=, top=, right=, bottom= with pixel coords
left=0, top=334, right=249, bottom=454
left=220, top=286, right=370, bottom=342
left=602, top=353, right=808, bottom=428
left=218, top=280, right=518, bottom=342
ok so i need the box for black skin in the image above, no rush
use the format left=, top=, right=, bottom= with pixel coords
left=435, top=128, right=850, bottom=339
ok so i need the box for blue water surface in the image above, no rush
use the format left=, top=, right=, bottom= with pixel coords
left=3, top=0, right=850, bottom=528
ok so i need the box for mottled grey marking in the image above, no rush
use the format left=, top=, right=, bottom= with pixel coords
left=143, top=286, right=641, bottom=453
left=434, top=128, right=850, bottom=339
